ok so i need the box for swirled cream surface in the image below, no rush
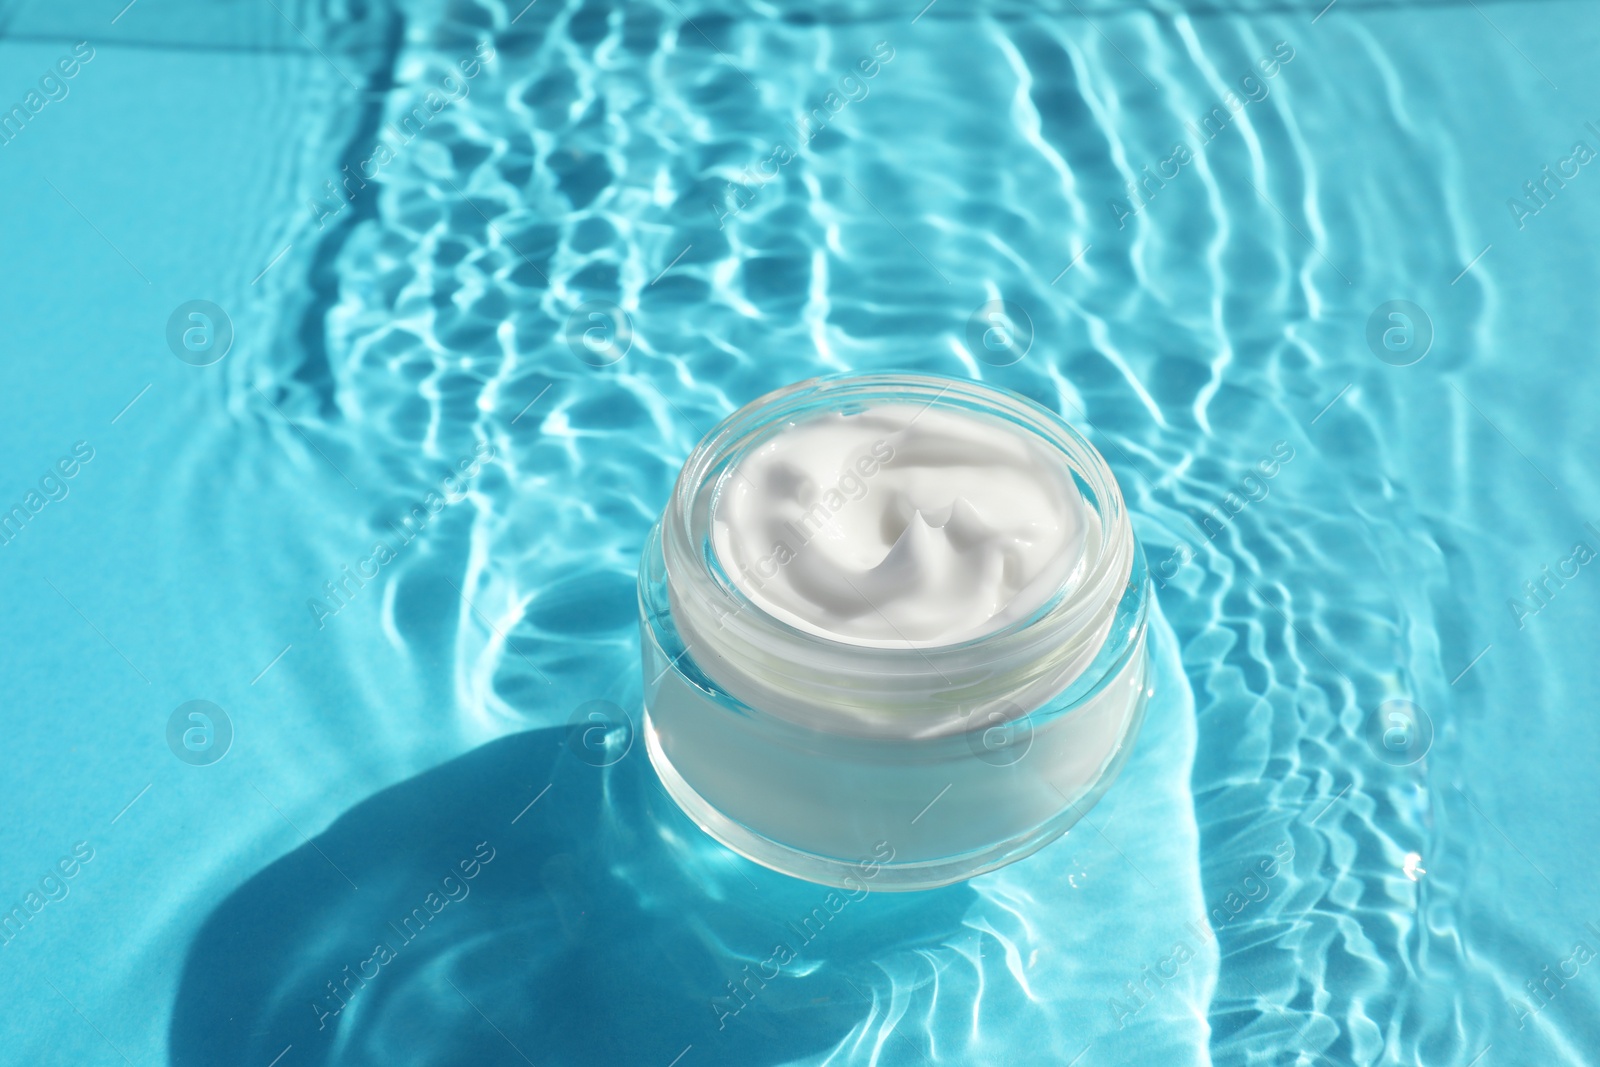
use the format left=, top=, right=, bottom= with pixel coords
left=711, top=404, right=1089, bottom=646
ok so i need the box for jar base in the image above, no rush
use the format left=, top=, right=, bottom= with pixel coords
left=644, top=693, right=1149, bottom=892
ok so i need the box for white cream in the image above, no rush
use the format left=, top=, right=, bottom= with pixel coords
left=711, top=404, right=1089, bottom=646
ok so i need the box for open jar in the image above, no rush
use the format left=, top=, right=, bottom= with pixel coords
left=638, top=373, right=1151, bottom=891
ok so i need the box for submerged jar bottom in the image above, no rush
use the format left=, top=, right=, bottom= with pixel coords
left=638, top=525, right=1154, bottom=891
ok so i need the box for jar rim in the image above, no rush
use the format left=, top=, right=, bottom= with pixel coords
left=659, top=372, right=1137, bottom=737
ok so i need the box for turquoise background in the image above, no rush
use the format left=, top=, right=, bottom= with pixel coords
left=1, top=0, right=1598, bottom=1063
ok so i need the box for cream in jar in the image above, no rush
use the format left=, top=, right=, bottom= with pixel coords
left=639, top=374, right=1152, bottom=890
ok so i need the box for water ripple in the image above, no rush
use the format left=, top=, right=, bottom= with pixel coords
left=224, top=0, right=1576, bottom=1062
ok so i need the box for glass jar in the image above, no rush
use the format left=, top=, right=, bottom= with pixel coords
left=638, top=372, right=1152, bottom=891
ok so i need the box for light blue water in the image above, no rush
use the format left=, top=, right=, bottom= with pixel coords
left=2, top=0, right=1599, bottom=1064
